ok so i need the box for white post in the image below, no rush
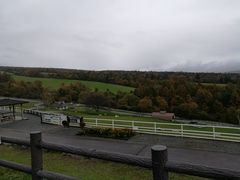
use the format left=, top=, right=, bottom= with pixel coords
left=181, top=124, right=183, bottom=137
left=154, top=122, right=157, bottom=133
left=112, top=119, right=115, bottom=129
left=96, top=118, right=98, bottom=127
left=132, top=121, right=134, bottom=129
left=213, top=126, right=216, bottom=139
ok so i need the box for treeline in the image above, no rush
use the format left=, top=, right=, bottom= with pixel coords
left=134, top=76, right=240, bottom=124
left=0, top=73, right=43, bottom=99
left=0, top=67, right=240, bottom=124
left=1, top=66, right=240, bottom=87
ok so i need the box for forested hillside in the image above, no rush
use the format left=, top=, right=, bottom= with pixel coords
left=1, top=66, right=240, bottom=86
left=0, top=66, right=240, bottom=124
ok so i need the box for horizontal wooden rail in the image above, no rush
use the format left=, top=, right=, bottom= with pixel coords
left=0, top=159, right=32, bottom=174
left=1, top=133, right=240, bottom=180
left=36, top=170, right=79, bottom=180
left=0, top=134, right=80, bottom=180
left=41, top=141, right=152, bottom=168
left=166, top=162, right=240, bottom=180
left=1, top=136, right=30, bottom=146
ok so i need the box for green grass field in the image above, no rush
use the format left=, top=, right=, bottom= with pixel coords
left=0, top=145, right=209, bottom=180
left=13, top=75, right=134, bottom=93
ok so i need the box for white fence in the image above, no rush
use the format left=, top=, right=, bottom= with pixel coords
left=71, top=118, right=240, bottom=143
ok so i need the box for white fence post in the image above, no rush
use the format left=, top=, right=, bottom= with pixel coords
left=96, top=118, right=98, bottom=127
left=132, top=121, right=134, bottom=129
left=112, top=119, right=115, bottom=129
left=181, top=124, right=183, bottom=137
left=154, top=122, right=157, bottom=133
left=213, top=126, right=216, bottom=139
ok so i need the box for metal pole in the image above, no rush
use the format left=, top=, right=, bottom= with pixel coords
left=151, top=145, right=168, bottom=180
left=30, top=131, right=43, bottom=180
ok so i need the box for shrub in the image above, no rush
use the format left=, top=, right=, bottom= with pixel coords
left=77, top=127, right=135, bottom=140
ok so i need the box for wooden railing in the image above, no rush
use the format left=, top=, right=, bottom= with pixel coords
left=0, top=132, right=240, bottom=180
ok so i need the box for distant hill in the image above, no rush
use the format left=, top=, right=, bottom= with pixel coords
left=230, top=70, right=240, bottom=74
left=1, top=65, right=240, bottom=85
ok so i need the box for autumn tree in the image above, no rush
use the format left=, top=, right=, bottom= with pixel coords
left=138, top=96, right=153, bottom=112
left=154, top=96, right=168, bottom=111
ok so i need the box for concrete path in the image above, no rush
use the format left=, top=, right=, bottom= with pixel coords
left=0, top=114, right=240, bottom=172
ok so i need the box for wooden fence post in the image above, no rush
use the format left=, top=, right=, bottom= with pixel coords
left=151, top=145, right=168, bottom=180
left=30, top=131, right=43, bottom=180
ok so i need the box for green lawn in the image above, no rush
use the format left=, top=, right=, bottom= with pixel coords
left=13, top=75, right=134, bottom=93
left=0, top=145, right=209, bottom=180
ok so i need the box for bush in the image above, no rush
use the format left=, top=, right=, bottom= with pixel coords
left=77, top=127, right=135, bottom=140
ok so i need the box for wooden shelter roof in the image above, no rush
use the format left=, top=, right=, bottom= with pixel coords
left=0, top=98, right=28, bottom=107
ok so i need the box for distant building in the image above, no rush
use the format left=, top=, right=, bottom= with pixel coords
left=53, top=101, right=74, bottom=110
left=152, top=111, right=175, bottom=121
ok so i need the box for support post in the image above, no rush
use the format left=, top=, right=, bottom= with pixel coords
left=20, top=104, right=23, bottom=120
left=181, top=124, right=183, bottom=137
left=30, top=131, right=43, bottom=180
left=112, top=119, right=115, bottom=129
left=154, top=122, right=157, bottom=133
left=151, top=145, right=168, bottom=180
left=213, top=126, right=216, bottom=139
left=12, top=105, right=15, bottom=121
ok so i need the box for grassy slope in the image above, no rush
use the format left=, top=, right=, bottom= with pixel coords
left=13, top=75, right=134, bottom=93
left=0, top=145, right=208, bottom=180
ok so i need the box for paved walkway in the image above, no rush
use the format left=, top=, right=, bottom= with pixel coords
left=0, top=114, right=240, bottom=172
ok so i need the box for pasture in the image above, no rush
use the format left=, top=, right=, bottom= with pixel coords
left=13, top=75, right=134, bottom=93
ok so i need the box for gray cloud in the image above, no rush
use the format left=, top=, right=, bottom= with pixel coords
left=0, top=0, right=240, bottom=72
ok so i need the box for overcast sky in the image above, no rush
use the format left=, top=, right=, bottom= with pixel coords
left=0, top=0, right=240, bottom=72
